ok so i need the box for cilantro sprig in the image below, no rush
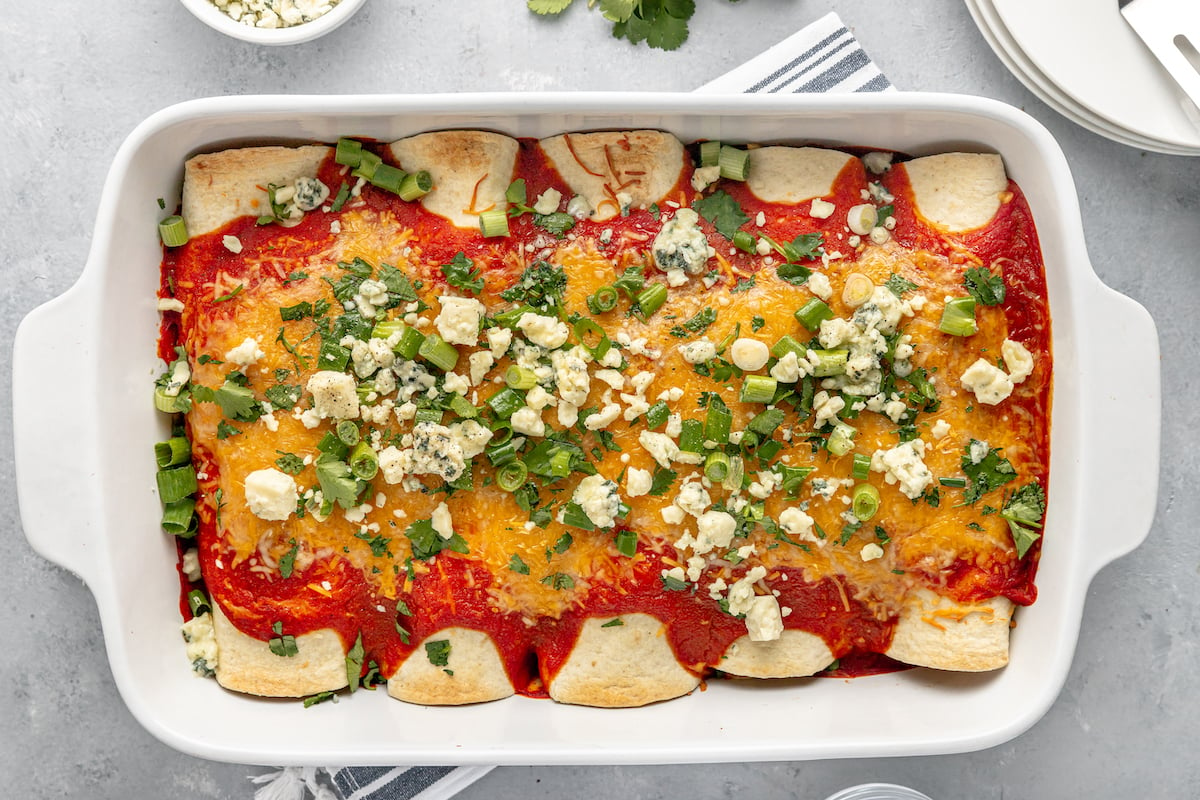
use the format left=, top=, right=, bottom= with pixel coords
left=1001, top=483, right=1045, bottom=557
left=529, top=0, right=735, bottom=52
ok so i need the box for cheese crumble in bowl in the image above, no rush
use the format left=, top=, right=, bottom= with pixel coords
left=179, top=0, right=366, bottom=45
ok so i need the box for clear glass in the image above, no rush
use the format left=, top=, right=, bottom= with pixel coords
left=823, top=784, right=934, bottom=800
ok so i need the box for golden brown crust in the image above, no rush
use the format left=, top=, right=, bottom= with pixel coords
left=211, top=603, right=348, bottom=698
left=745, top=146, right=855, bottom=204
left=387, top=131, right=519, bottom=229
left=182, top=145, right=330, bottom=237
left=885, top=587, right=1014, bottom=672
left=901, top=152, right=1008, bottom=232
left=539, top=131, right=685, bottom=223
left=386, top=627, right=514, bottom=706
left=716, top=630, right=836, bottom=679
left=547, top=614, right=700, bottom=707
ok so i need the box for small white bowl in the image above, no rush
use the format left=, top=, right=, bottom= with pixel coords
left=179, top=0, right=366, bottom=45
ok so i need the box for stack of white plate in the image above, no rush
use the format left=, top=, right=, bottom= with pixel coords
left=966, top=0, right=1200, bottom=155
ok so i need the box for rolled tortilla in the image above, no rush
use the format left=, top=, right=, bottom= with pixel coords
left=210, top=602, right=349, bottom=697
left=182, top=145, right=331, bottom=237
left=387, top=131, right=519, bottom=229
left=745, top=146, right=855, bottom=205
left=716, top=630, right=836, bottom=679
left=547, top=614, right=699, bottom=707
left=539, top=131, right=685, bottom=223
left=901, top=152, right=1008, bottom=232
left=387, top=627, right=515, bottom=705
left=886, top=587, right=1014, bottom=672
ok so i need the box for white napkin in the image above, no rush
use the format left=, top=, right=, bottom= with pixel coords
left=256, top=11, right=891, bottom=800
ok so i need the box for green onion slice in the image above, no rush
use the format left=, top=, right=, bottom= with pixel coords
left=479, top=208, right=510, bottom=238
left=335, top=138, right=364, bottom=168
left=157, top=465, right=198, bottom=505
left=615, top=529, right=638, bottom=557
left=939, top=297, right=978, bottom=337
left=826, top=422, right=858, bottom=457
left=154, top=437, right=191, bottom=469
left=587, top=286, right=619, bottom=314
left=718, top=145, right=751, bottom=181
left=417, top=333, right=459, bottom=372
left=505, top=365, right=538, bottom=391
left=705, top=451, right=731, bottom=483
left=187, top=589, right=211, bottom=617
left=348, top=441, right=379, bottom=481
left=852, top=484, right=881, bottom=521
left=398, top=170, right=433, bottom=201
left=573, top=318, right=612, bottom=361
left=633, top=283, right=668, bottom=319
left=794, top=298, right=834, bottom=332
left=852, top=453, right=873, bottom=481
left=739, top=375, right=778, bottom=404
left=699, top=140, right=722, bottom=167
left=162, top=497, right=196, bottom=536
left=370, top=163, right=407, bottom=194
left=808, top=349, right=848, bottom=377
left=496, top=460, right=529, bottom=492
left=158, top=216, right=189, bottom=248
left=394, top=327, right=426, bottom=360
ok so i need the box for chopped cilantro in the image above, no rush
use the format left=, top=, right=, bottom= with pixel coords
left=424, top=639, right=451, bottom=667
left=648, top=467, right=677, bottom=496
left=508, top=554, right=531, bottom=575
left=268, top=621, right=298, bottom=657
left=279, top=539, right=299, bottom=578
left=315, top=453, right=361, bottom=509
left=533, top=212, right=576, bottom=238
left=215, top=421, right=241, bottom=439
left=499, top=260, right=568, bottom=309
left=964, top=266, right=1006, bottom=306
left=440, top=252, right=484, bottom=295
left=404, top=518, right=469, bottom=561
left=1001, top=482, right=1046, bottom=558
left=660, top=573, right=689, bottom=591
left=601, top=618, right=624, bottom=628
left=693, top=189, right=749, bottom=240
left=541, top=572, right=575, bottom=590
left=884, top=273, right=919, bottom=296
left=669, top=306, right=717, bottom=338
left=354, top=530, right=393, bottom=558
left=961, top=441, right=1017, bottom=504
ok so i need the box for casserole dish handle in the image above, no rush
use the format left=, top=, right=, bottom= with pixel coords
left=1077, top=281, right=1160, bottom=578
left=13, top=285, right=103, bottom=582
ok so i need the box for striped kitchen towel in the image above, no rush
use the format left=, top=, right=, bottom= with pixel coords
left=253, top=10, right=890, bottom=800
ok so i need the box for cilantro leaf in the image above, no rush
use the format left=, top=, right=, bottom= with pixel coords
left=1001, top=482, right=1046, bottom=558
left=214, top=379, right=260, bottom=422
left=354, top=530, right=393, bottom=558
left=885, top=273, right=919, bottom=296
left=599, top=0, right=636, bottom=20
left=692, top=189, right=749, bottom=240
left=508, top=554, right=531, bottom=575
left=649, top=467, right=677, bottom=496
left=528, top=0, right=573, bottom=13
left=265, top=383, right=301, bottom=410
left=499, top=260, right=568, bottom=309
left=345, top=633, right=364, bottom=692
left=540, top=572, right=576, bottom=590
left=216, top=421, right=241, bottom=440
left=440, top=253, right=484, bottom=295
left=660, top=573, right=689, bottom=591
left=964, top=266, right=1006, bottom=306
left=961, top=440, right=1017, bottom=504
left=533, top=211, right=576, bottom=238
left=405, top=518, right=470, bottom=561
left=276, top=451, right=304, bottom=475
left=669, top=307, right=716, bottom=338
left=601, top=617, right=624, bottom=627
left=279, top=539, right=299, bottom=578
left=424, top=639, right=451, bottom=666
left=314, top=453, right=361, bottom=509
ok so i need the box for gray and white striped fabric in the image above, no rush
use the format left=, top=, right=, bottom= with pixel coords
left=275, top=11, right=892, bottom=800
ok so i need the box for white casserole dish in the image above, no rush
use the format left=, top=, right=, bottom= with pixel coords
left=12, top=93, right=1159, bottom=766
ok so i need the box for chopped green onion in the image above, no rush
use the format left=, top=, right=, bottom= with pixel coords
left=732, top=230, right=756, bottom=253
left=487, top=387, right=524, bottom=419
left=718, top=145, right=751, bottom=181
left=371, top=319, right=406, bottom=341
left=704, top=398, right=732, bottom=444
left=492, top=304, right=537, bottom=329
left=699, top=140, right=722, bottom=167
left=348, top=441, right=379, bottom=481
left=154, top=385, right=191, bottom=414
left=156, top=464, right=198, bottom=505
left=398, top=170, right=433, bottom=201
left=587, top=285, right=619, bottom=314
left=505, top=365, right=539, bottom=391
left=448, top=394, right=478, bottom=419
left=496, top=460, right=529, bottom=492
left=852, top=453, right=873, bottom=481
left=747, top=408, right=785, bottom=437
left=486, top=438, right=520, bottom=467
left=794, top=298, right=834, bottom=332
left=645, top=401, right=670, bottom=430
left=161, top=497, right=196, bottom=536
left=634, top=283, right=668, bottom=319
left=154, top=437, right=191, bottom=469
left=678, top=418, right=704, bottom=453
left=187, top=589, right=210, bottom=617
left=939, top=297, right=978, bottom=337
left=394, top=327, right=426, bottom=360
left=418, top=333, right=459, bottom=371
left=352, top=150, right=382, bottom=181
left=939, top=477, right=968, bottom=488
left=318, top=339, right=351, bottom=372
left=826, top=423, right=858, bottom=456
left=852, top=484, right=881, bottom=521
left=479, top=208, right=510, bottom=238
left=573, top=318, right=612, bottom=361
left=615, top=529, right=638, bottom=557
left=722, top=454, right=745, bottom=491
left=740, top=375, right=778, bottom=404
left=158, top=216, right=189, bottom=247
left=414, top=407, right=443, bottom=425
left=809, top=349, right=848, bottom=377
left=336, top=420, right=360, bottom=446
left=771, top=334, right=807, bottom=360
left=317, top=430, right=350, bottom=459
left=370, top=163, right=407, bottom=194
left=561, top=502, right=596, bottom=531
left=612, top=267, right=646, bottom=298
left=705, top=451, right=731, bottom=483
left=335, top=138, right=363, bottom=168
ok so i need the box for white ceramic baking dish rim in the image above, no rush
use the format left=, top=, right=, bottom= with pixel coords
left=12, top=92, right=1160, bottom=766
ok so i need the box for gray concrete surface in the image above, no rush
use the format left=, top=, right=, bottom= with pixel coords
left=2, top=1, right=1197, bottom=797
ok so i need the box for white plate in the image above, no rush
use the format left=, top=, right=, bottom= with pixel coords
left=991, top=0, right=1200, bottom=150
left=966, top=0, right=1200, bottom=155
left=12, top=93, right=1160, bottom=766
